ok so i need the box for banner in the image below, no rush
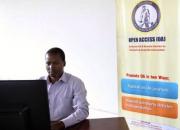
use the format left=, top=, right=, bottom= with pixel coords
left=116, top=0, right=180, bottom=130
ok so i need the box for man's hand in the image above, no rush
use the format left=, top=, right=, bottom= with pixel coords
left=51, top=121, right=65, bottom=130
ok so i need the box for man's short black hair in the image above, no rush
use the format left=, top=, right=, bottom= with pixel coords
left=46, top=47, right=66, bottom=64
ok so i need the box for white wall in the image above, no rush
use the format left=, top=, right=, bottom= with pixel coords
left=0, top=0, right=118, bottom=115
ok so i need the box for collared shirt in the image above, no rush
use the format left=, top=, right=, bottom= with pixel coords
left=40, top=72, right=89, bottom=127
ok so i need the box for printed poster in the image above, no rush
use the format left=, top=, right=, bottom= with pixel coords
left=116, top=0, right=180, bottom=130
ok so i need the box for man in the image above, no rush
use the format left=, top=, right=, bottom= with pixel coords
left=40, top=47, right=89, bottom=130
left=139, top=5, right=151, bottom=28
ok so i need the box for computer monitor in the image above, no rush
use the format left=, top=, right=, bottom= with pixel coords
left=0, top=80, right=51, bottom=130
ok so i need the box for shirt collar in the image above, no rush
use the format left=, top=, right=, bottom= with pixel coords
left=47, top=72, right=68, bottom=84
left=58, top=72, right=68, bottom=83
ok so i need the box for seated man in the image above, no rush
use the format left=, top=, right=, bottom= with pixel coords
left=40, top=47, right=89, bottom=130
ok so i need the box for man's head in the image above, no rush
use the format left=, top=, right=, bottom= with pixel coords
left=45, top=47, right=66, bottom=81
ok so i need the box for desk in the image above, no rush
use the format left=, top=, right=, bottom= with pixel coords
left=66, top=117, right=129, bottom=130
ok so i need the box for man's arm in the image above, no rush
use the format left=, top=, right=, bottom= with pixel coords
left=61, top=79, right=89, bottom=127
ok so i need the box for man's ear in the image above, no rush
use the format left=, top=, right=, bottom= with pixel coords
left=64, top=61, right=66, bottom=66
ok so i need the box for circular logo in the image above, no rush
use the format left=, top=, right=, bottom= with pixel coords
left=132, top=1, right=161, bottom=32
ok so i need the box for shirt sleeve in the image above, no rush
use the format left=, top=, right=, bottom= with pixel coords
left=60, top=79, right=89, bottom=127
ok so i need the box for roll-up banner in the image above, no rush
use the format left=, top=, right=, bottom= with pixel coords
left=116, top=0, right=180, bottom=130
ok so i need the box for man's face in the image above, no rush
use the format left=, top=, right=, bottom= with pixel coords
left=45, top=53, right=65, bottom=78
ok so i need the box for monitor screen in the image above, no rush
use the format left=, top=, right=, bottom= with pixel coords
left=0, top=80, right=51, bottom=130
